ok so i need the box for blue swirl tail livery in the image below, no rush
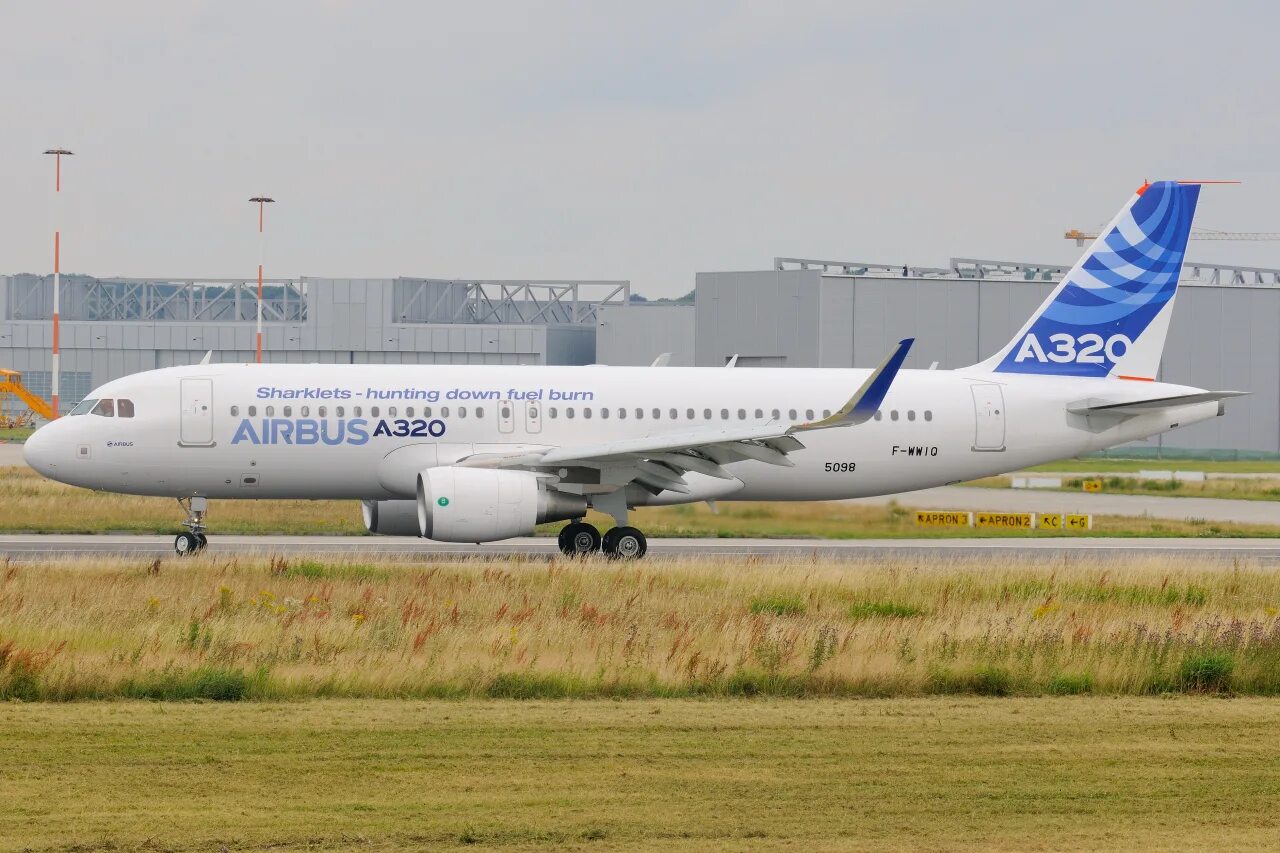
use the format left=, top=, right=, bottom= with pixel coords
left=978, top=180, right=1202, bottom=380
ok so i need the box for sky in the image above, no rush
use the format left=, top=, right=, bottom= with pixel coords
left=2, top=1, right=1278, bottom=298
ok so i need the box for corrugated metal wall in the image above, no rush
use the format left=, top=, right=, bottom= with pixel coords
left=596, top=305, right=695, bottom=366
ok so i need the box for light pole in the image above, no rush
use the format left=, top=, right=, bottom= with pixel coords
left=249, top=197, right=275, bottom=363
left=44, top=149, right=73, bottom=416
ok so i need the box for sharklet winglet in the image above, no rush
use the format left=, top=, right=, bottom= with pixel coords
left=791, top=338, right=914, bottom=432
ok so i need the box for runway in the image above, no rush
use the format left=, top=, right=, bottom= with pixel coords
left=3, top=533, right=1280, bottom=562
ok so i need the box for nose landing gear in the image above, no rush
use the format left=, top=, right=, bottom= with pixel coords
left=175, top=496, right=209, bottom=555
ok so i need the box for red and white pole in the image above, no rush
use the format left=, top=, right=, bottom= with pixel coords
left=44, top=149, right=73, bottom=417
left=249, top=197, right=274, bottom=363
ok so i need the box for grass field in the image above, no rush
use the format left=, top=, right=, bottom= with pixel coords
left=4, top=553, right=1280, bottom=701
left=2, top=697, right=1279, bottom=850
left=1027, top=457, right=1280, bottom=474
left=3, top=465, right=1280, bottom=538
left=0, top=426, right=34, bottom=442
left=974, top=473, right=1280, bottom=502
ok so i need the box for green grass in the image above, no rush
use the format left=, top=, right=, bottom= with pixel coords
left=2, top=698, right=1280, bottom=850
left=0, top=427, right=33, bottom=442
left=971, top=472, right=1280, bottom=502
left=1027, top=457, right=1280, bottom=474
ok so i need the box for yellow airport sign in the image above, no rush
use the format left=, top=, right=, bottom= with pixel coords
left=975, top=511, right=1034, bottom=529
left=1082, top=479, right=1103, bottom=492
left=1037, top=512, right=1092, bottom=531
left=915, top=510, right=973, bottom=527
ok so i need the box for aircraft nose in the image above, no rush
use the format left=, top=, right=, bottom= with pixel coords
left=23, top=422, right=60, bottom=476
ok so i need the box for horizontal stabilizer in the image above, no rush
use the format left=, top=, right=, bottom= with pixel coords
left=1067, top=390, right=1248, bottom=416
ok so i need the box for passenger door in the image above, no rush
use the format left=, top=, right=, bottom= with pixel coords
left=971, top=383, right=1006, bottom=451
left=497, top=400, right=516, bottom=434
left=525, top=400, right=542, bottom=434
left=179, top=378, right=215, bottom=446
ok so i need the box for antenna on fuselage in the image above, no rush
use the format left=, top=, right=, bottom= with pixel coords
left=199, top=350, right=213, bottom=365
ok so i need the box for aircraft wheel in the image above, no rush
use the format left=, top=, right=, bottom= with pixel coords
left=174, top=532, right=202, bottom=556
left=603, top=526, right=647, bottom=560
left=195, top=533, right=208, bottom=551
left=558, top=522, right=601, bottom=557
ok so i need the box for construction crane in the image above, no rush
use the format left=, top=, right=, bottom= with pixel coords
left=1065, top=227, right=1280, bottom=247
left=0, top=368, right=56, bottom=429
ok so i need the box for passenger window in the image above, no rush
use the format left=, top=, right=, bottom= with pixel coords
left=891, top=410, right=899, bottom=421
left=353, top=406, right=362, bottom=416
left=440, top=406, right=450, bottom=417
left=788, top=409, right=797, bottom=420
left=549, top=407, right=558, bottom=419
left=303, top=406, right=311, bottom=417
left=422, top=407, right=431, bottom=417
left=805, top=409, right=814, bottom=420
left=371, top=407, right=379, bottom=417
left=618, top=408, right=627, bottom=419
left=405, top=407, right=413, bottom=417
left=874, top=410, right=882, bottom=421
left=476, top=406, right=484, bottom=418
left=117, top=399, right=135, bottom=418
left=248, top=405, right=257, bottom=417
left=686, top=408, right=695, bottom=419
left=771, top=409, right=780, bottom=419
left=635, top=408, right=644, bottom=420
left=231, top=405, right=240, bottom=417
left=703, top=409, right=712, bottom=419
left=907, top=410, right=916, bottom=422
left=91, top=399, right=115, bottom=417
left=567, top=408, right=575, bottom=419
left=283, top=406, right=292, bottom=417
left=319, top=406, right=327, bottom=417
left=337, top=406, right=345, bottom=417
left=720, top=409, right=729, bottom=420
left=601, top=408, right=610, bottom=419
left=823, top=410, right=831, bottom=419
left=755, top=409, right=763, bottom=419
left=737, top=409, right=746, bottom=420
left=669, top=408, right=677, bottom=419
left=459, top=407, right=467, bottom=418
left=652, top=408, right=660, bottom=419
left=266, top=406, right=275, bottom=416
left=924, top=410, right=933, bottom=421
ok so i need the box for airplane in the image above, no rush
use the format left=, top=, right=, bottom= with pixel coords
left=23, top=180, right=1245, bottom=558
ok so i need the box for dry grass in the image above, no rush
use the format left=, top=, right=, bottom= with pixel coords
left=974, top=473, right=1280, bottom=502
left=3, top=697, right=1280, bottom=850
left=4, top=466, right=1279, bottom=538
left=3, top=552, right=1279, bottom=700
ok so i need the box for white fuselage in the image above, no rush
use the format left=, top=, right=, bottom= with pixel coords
left=24, top=363, right=1219, bottom=502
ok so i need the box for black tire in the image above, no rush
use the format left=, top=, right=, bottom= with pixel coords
left=195, top=534, right=208, bottom=551
left=603, top=526, right=647, bottom=560
left=558, top=522, right=601, bottom=557
left=174, top=532, right=200, bottom=556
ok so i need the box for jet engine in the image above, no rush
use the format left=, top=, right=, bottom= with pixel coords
left=361, top=499, right=422, bottom=536
left=416, top=466, right=587, bottom=543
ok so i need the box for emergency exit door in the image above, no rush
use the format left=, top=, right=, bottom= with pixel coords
left=180, top=378, right=214, bottom=446
left=971, top=383, right=1005, bottom=452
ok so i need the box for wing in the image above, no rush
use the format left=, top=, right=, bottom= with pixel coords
left=455, top=339, right=914, bottom=495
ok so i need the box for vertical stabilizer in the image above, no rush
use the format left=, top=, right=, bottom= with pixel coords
left=977, top=180, right=1200, bottom=379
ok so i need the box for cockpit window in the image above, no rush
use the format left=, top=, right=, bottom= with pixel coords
left=68, top=399, right=97, bottom=416
left=117, top=399, right=135, bottom=418
left=91, top=399, right=115, bottom=417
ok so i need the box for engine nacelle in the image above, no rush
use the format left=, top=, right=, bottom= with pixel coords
left=416, top=467, right=587, bottom=543
left=361, top=500, right=422, bottom=536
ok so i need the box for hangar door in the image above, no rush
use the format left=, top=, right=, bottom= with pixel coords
left=971, top=383, right=1006, bottom=452
left=180, top=378, right=215, bottom=446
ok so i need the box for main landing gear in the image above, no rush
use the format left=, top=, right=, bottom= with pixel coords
left=175, top=496, right=209, bottom=556
left=557, top=521, right=648, bottom=560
